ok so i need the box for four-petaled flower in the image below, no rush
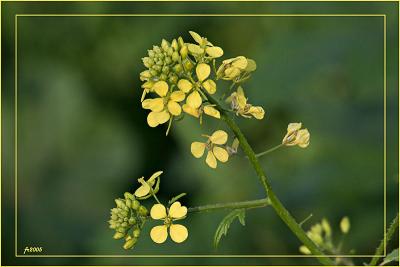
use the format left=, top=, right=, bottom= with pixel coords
left=183, top=104, right=220, bottom=124
left=191, top=130, right=229, bottom=169
left=227, top=87, right=265, bottom=120
left=150, top=201, right=188, bottom=244
left=178, top=63, right=217, bottom=113
left=187, top=31, right=224, bottom=58
left=142, top=81, right=185, bottom=128
left=134, top=171, right=163, bottom=199
left=282, top=123, right=310, bottom=148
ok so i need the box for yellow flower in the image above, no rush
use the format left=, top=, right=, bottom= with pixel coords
left=140, top=81, right=155, bottom=102
left=340, top=217, right=350, bottom=234
left=216, top=56, right=249, bottom=80
left=134, top=171, right=163, bottom=199
left=282, top=123, right=310, bottom=148
left=191, top=130, right=229, bottom=169
left=187, top=31, right=224, bottom=58
left=227, top=87, right=265, bottom=120
left=182, top=104, right=220, bottom=124
left=142, top=81, right=185, bottom=128
left=150, top=201, right=188, bottom=244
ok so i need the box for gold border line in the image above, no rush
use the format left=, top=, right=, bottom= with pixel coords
left=13, top=13, right=388, bottom=259
left=2, top=0, right=400, bottom=2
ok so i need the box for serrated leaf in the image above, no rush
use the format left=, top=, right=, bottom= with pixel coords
left=381, top=248, right=399, bottom=265
left=213, top=209, right=246, bottom=248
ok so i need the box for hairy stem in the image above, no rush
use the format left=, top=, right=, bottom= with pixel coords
left=369, top=213, right=399, bottom=266
left=189, top=198, right=271, bottom=213
left=206, top=93, right=334, bottom=265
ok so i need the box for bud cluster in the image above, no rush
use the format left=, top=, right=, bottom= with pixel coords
left=140, top=37, right=193, bottom=86
left=108, top=192, right=149, bottom=250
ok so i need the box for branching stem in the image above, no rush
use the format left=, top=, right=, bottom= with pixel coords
left=205, top=92, right=335, bottom=266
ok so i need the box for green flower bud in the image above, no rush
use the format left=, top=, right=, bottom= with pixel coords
left=180, top=45, right=188, bottom=59
left=133, top=229, right=141, bottom=238
left=153, top=46, right=161, bottom=53
left=169, top=74, right=178, bottom=84
left=148, top=50, right=155, bottom=57
left=153, top=65, right=161, bottom=72
left=150, top=70, right=158, bottom=76
left=165, top=57, right=172, bottom=64
left=123, top=238, right=137, bottom=250
left=131, top=200, right=140, bottom=210
left=161, top=39, right=169, bottom=50
left=138, top=205, right=148, bottom=216
left=183, top=60, right=193, bottom=71
left=171, top=39, right=178, bottom=51
left=111, top=214, right=118, bottom=220
left=113, top=232, right=125, bottom=240
left=162, top=66, right=170, bottom=74
left=125, top=235, right=132, bottom=241
left=128, top=217, right=136, bottom=225
left=124, top=192, right=134, bottom=200
left=160, top=73, right=167, bottom=81
left=111, top=208, right=118, bottom=214
left=121, top=222, right=128, bottom=227
left=167, top=47, right=173, bottom=56
left=172, top=51, right=180, bottom=62
left=125, top=199, right=132, bottom=208
left=178, top=36, right=184, bottom=47
left=123, top=217, right=128, bottom=222
left=116, top=227, right=126, bottom=233
left=173, top=64, right=183, bottom=73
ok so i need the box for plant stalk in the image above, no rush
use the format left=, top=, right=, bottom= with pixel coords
left=255, top=144, right=284, bottom=158
left=189, top=198, right=271, bottom=213
left=369, top=213, right=399, bottom=266
left=206, top=93, right=334, bottom=266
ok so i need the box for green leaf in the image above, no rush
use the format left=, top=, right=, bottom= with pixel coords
left=213, top=209, right=246, bottom=248
left=381, top=248, right=399, bottom=265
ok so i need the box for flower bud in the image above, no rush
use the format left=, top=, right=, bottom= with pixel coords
left=115, top=199, right=125, bottom=208
left=148, top=50, right=155, bottom=57
left=138, top=205, right=148, bottom=216
left=123, top=238, right=137, bottom=250
left=113, top=232, right=125, bottom=240
left=183, top=60, right=193, bottom=71
left=124, top=192, right=134, bottom=200
left=128, top=217, right=136, bottom=225
left=131, top=200, right=140, bottom=210
left=172, top=51, right=180, bottom=62
left=160, top=73, right=168, bottom=81
left=162, top=66, right=170, bottom=74
left=171, top=39, right=178, bottom=51
left=125, top=199, right=132, bottom=208
left=178, top=36, right=184, bottom=47
left=133, top=228, right=141, bottom=238
left=169, top=74, right=178, bottom=84
left=173, top=64, right=183, bottom=73
left=161, top=39, right=169, bottom=50
left=180, top=45, right=188, bottom=59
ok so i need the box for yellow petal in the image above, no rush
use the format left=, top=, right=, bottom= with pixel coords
left=170, top=90, right=185, bottom=102
left=188, top=44, right=204, bottom=55
left=141, top=89, right=147, bottom=102
left=287, top=122, right=302, bottom=133
left=169, top=201, right=187, bottom=219
left=296, top=129, right=310, bottom=148
left=147, top=112, right=160, bottom=127
left=153, top=81, right=169, bottom=97
left=213, top=146, right=229, bottom=163
left=150, top=204, right=167, bottom=220
left=156, top=110, right=171, bottom=125
left=245, top=58, right=257, bottom=72
left=248, top=106, right=265, bottom=120
left=183, top=104, right=200, bottom=118
left=191, top=142, right=206, bottom=158
left=340, top=217, right=351, bottom=234
left=186, top=91, right=202, bottom=108
left=202, top=79, right=216, bottom=94
left=150, top=225, right=168, bottom=244
left=196, top=63, right=211, bottom=82
left=148, top=170, right=163, bottom=182
left=224, top=67, right=241, bottom=79
left=177, top=79, right=193, bottom=93
left=206, top=46, right=224, bottom=58
left=210, top=130, right=228, bottom=145
left=134, top=183, right=151, bottom=197
left=169, top=224, right=188, bottom=243
left=167, top=101, right=182, bottom=116
left=142, top=98, right=164, bottom=112
left=205, top=151, right=217, bottom=169
left=203, top=105, right=220, bottom=119
left=189, top=31, right=203, bottom=44
left=232, top=56, right=248, bottom=69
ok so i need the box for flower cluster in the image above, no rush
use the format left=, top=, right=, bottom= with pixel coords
left=108, top=192, right=148, bottom=250
left=299, top=217, right=351, bottom=256
left=109, top=171, right=189, bottom=249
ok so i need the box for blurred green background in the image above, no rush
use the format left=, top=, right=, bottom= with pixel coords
left=2, top=1, right=399, bottom=266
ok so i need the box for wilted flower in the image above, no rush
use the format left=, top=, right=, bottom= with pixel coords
left=282, top=123, right=310, bottom=148
left=217, top=56, right=256, bottom=81
left=191, top=130, right=229, bottom=169
left=134, top=171, right=163, bottom=199
left=150, top=201, right=188, bottom=244
left=227, top=87, right=265, bottom=119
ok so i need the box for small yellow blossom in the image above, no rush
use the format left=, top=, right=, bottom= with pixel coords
left=227, top=87, right=265, bottom=119
left=340, top=217, right=350, bottom=234
left=187, top=31, right=224, bottom=58
left=191, top=130, right=229, bottom=169
left=142, top=81, right=185, bottom=128
left=216, top=56, right=248, bottom=80
left=140, top=81, right=155, bottom=102
left=282, top=123, right=310, bottom=148
left=182, top=104, right=220, bottom=124
left=134, top=171, right=163, bottom=199
left=150, top=201, right=188, bottom=244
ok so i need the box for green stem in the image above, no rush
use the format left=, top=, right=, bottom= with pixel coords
left=206, top=93, right=334, bottom=266
left=255, top=144, right=284, bottom=158
left=189, top=198, right=271, bottom=213
left=369, top=213, right=399, bottom=266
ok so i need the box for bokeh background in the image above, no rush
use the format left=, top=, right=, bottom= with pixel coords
left=2, top=1, right=399, bottom=266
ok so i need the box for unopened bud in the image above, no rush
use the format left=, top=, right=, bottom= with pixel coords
left=113, top=232, right=125, bottom=240
left=131, top=200, right=140, bottom=210
left=123, top=238, right=137, bottom=250
left=138, top=205, right=148, bottom=216
left=133, top=229, right=141, bottom=238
